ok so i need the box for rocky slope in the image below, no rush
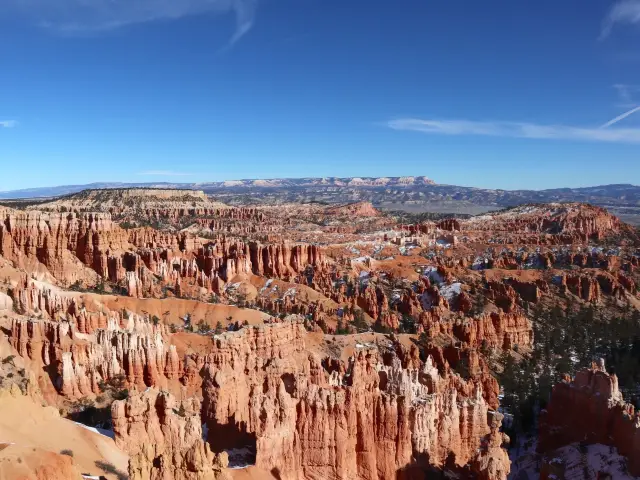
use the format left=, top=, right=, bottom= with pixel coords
left=538, top=360, right=640, bottom=476
left=0, top=374, right=128, bottom=479
left=460, top=203, right=634, bottom=244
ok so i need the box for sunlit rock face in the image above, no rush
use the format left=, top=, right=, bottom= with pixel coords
left=200, top=322, right=510, bottom=480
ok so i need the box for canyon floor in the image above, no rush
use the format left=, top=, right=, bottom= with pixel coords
left=0, top=188, right=639, bottom=479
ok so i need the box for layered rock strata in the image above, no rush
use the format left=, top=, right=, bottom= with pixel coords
left=201, top=321, right=510, bottom=479
left=10, top=314, right=180, bottom=398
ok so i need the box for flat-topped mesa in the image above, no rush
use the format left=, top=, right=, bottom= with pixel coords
left=209, top=176, right=436, bottom=188
left=201, top=321, right=510, bottom=480
left=538, top=360, right=640, bottom=476
left=9, top=314, right=180, bottom=398
left=31, top=188, right=210, bottom=211
left=66, top=188, right=210, bottom=202
left=23, top=188, right=238, bottom=226
left=112, top=388, right=230, bottom=480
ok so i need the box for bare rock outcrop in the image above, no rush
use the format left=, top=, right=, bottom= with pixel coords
left=538, top=360, right=640, bottom=476
left=112, top=388, right=230, bottom=480
left=461, top=203, right=630, bottom=244
left=453, top=312, right=533, bottom=350
left=420, top=310, right=533, bottom=352
left=0, top=291, right=13, bottom=312
left=248, top=241, right=326, bottom=280
left=201, top=321, right=510, bottom=479
left=325, top=201, right=380, bottom=217
left=0, top=207, right=128, bottom=282
left=10, top=315, right=180, bottom=398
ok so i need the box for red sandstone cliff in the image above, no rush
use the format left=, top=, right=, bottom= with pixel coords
left=10, top=314, right=180, bottom=398
left=461, top=203, right=634, bottom=245
left=200, top=322, right=510, bottom=479
left=538, top=360, right=640, bottom=476
left=112, top=388, right=230, bottom=480
left=0, top=207, right=331, bottom=298
left=0, top=207, right=129, bottom=283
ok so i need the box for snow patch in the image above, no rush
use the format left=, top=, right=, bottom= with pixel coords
left=509, top=441, right=635, bottom=480
left=440, top=283, right=462, bottom=302
left=352, top=256, right=370, bottom=263
left=283, top=288, right=297, bottom=298
left=259, top=279, right=274, bottom=294
left=423, top=266, right=444, bottom=285
left=399, top=246, right=416, bottom=255
left=73, top=422, right=115, bottom=439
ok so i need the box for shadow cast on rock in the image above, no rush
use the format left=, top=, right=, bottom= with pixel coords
left=396, top=453, right=479, bottom=480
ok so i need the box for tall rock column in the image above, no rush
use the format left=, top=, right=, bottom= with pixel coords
left=112, top=388, right=231, bottom=480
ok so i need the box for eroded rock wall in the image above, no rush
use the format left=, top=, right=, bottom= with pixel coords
left=538, top=361, right=640, bottom=476
left=112, top=388, right=230, bottom=480
left=201, top=322, right=510, bottom=480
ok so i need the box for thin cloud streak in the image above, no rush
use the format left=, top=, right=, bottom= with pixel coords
left=2, top=0, right=258, bottom=43
left=137, top=170, right=195, bottom=177
left=0, top=120, right=18, bottom=128
left=229, top=0, right=257, bottom=45
left=601, top=105, right=640, bottom=128
left=388, top=118, right=640, bottom=144
left=601, top=0, right=640, bottom=38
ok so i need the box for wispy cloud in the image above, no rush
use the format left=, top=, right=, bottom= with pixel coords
left=138, top=170, right=195, bottom=177
left=388, top=118, right=640, bottom=144
left=2, top=0, right=258, bottom=43
left=229, top=0, right=257, bottom=45
left=0, top=120, right=17, bottom=128
left=601, top=0, right=640, bottom=39
left=601, top=105, right=640, bottom=128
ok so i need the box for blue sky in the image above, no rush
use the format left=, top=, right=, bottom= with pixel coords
left=1, top=0, right=639, bottom=191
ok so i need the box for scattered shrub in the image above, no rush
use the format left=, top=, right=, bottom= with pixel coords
left=2, top=355, right=15, bottom=365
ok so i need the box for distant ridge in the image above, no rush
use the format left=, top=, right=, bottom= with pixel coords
left=1, top=178, right=639, bottom=225
left=0, top=177, right=436, bottom=199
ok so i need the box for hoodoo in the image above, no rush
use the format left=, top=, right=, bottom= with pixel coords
left=0, top=189, right=638, bottom=479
